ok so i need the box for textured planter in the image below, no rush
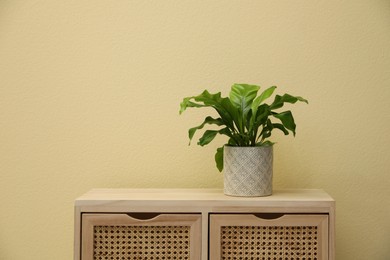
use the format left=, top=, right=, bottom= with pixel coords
left=223, top=146, right=273, bottom=197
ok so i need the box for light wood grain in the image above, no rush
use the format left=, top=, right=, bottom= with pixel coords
left=82, top=214, right=201, bottom=260
left=74, top=189, right=335, bottom=260
left=210, top=214, right=328, bottom=259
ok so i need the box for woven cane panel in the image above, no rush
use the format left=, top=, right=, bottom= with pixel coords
left=93, top=225, right=190, bottom=260
left=221, top=225, right=319, bottom=260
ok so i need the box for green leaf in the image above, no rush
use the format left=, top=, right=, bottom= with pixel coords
left=229, top=84, right=260, bottom=114
left=227, top=137, right=238, bottom=146
left=229, top=84, right=260, bottom=132
left=273, top=111, right=296, bottom=135
left=180, top=89, right=244, bottom=148
left=188, top=116, right=224, bottom=143
left=181, top=90, right=224, bottom=114
left=272, top=123, right=290, bottom=135
left=219, top=97, right=240, bottom=132
left=270, top=94, right=308, bottom=110
left=250, top=85, right=275, bottom=132
left=179, top=97, right=204, bottom=114
left=215, top=146, right=224, bottom=172
left=193, top=90, right=221, bottom=105
left=218, top=127, right=234, bottom=139
left=260, top=123, right=272, bottom=140
left=252, top=86, right=277, bottom=110
left=192, top=90, right=239, bottom=132
left=251, top=104, right=270, bottom=142
left=257, top=140, right=275, bottom=146
left=197, top=130, right=219, bottom=146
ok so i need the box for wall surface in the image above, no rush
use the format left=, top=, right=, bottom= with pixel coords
left=1, top=1, right=389, bottom=259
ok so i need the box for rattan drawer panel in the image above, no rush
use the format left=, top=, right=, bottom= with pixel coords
left=209, top=214, right=328, bottom=260
left=81, top=213, right=201, bottom=260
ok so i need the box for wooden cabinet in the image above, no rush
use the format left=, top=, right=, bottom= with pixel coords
left=74, top=189, right=335, bottom=260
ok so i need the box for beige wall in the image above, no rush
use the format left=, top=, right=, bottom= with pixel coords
left=1, top=1, right=389, bottom=259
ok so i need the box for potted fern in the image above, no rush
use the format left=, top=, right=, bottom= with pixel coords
left=179, top=83, right=308, bottom=196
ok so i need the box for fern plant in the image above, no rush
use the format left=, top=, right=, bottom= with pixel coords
left=179, top=83, right=308, bottom=172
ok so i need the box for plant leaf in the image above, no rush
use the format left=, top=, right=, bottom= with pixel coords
left=215, top=146, right=224, bottom=172
left=188, top=116, right=224, bottom=143
left=250, top=85, right=275, bottom=131
left=251, top=104, right=270, bottom=142
left=197, top=130, right=219, bottom=146
left=179, top=97, right=205, bottom=114
left=270, top=94, right=308, bottom=110
left=229, top=84, right=260, bottom=113
left=220, top=97, right=240, bottom=132
left=229, top=84, right=260, bottom=132
left=227, top=137, right=238, bottom=146
left=257, top=140, right=275, bottom=146
left=192, top=90, right=239, bottom=132
left=218, top=127, right=234, bottom=139
left=252, top=86, right=277, bottom=110
left=272, top=123, right=290, bottom=135
left=273, top=111, right=296, bottom=135
left=180, top=90, right=243, bottom=147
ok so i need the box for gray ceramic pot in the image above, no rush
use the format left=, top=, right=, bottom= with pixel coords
left=223, top=146, right=273, bottom=197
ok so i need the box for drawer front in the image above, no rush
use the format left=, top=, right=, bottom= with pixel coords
left=81, top=213, right=201, bottom=260
left=210, top=214, right=328, bottom=260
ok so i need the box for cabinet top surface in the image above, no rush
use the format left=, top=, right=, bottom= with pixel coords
left=75, top=189, right=334, bottom=205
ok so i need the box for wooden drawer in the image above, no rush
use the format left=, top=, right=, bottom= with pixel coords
left=209, top=214, right=328, bottom=260
left=81, top=213, right=201, bottom=260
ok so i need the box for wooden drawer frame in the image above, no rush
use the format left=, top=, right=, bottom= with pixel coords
left=74, top=189, right=335, bottom=260
left=210, top=214, right=328, bottom=259
left=81, top=213, right=201, bottom=260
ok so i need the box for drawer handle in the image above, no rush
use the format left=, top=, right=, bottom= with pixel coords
left=126, top=213, right=160, bottom=220
left=253, top=213, right=285, bottom=220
